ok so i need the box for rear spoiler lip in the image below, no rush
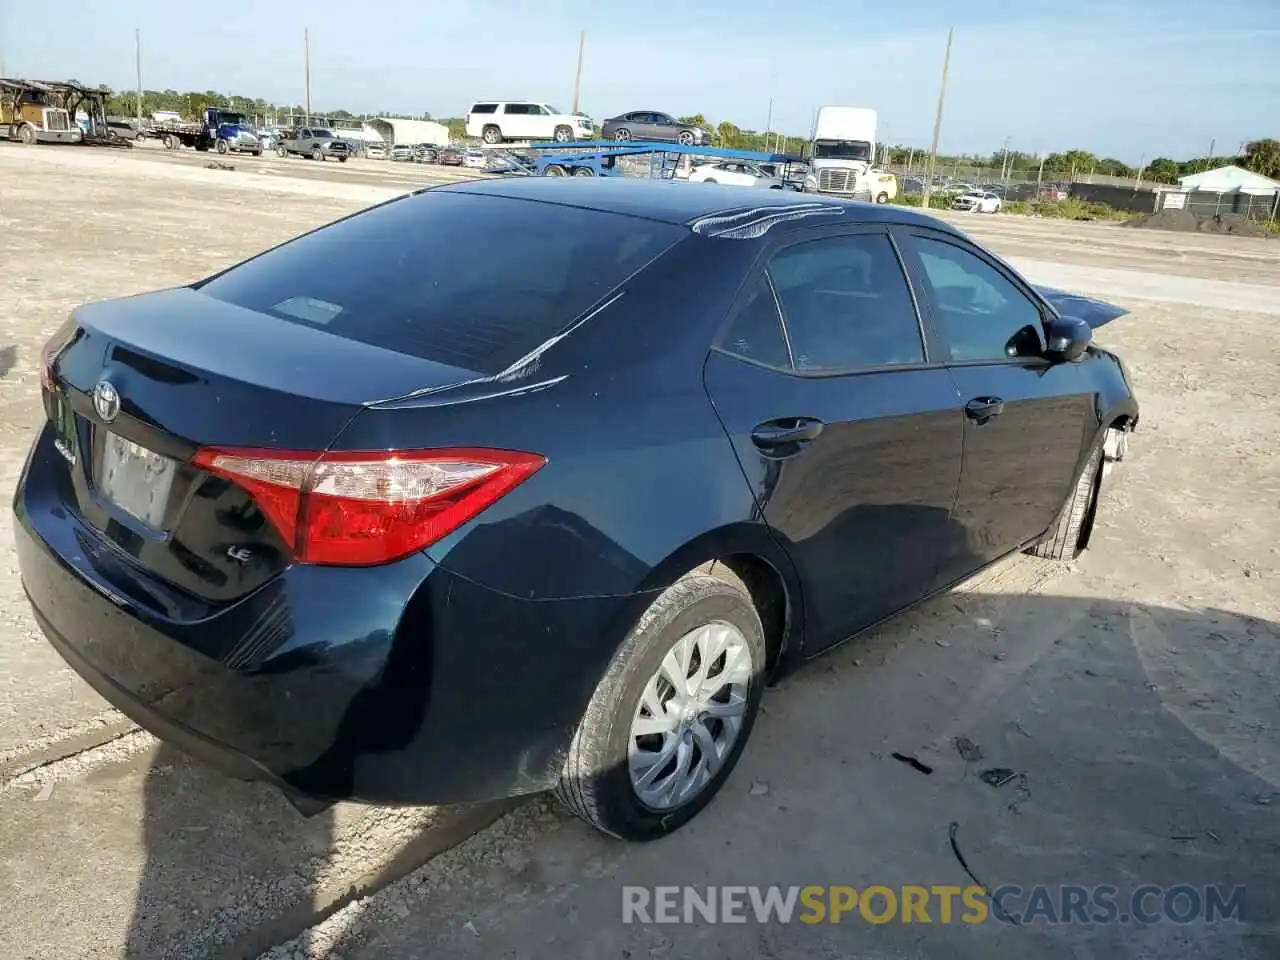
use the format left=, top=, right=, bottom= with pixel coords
left=1033, top=285, right=1130, bottom=329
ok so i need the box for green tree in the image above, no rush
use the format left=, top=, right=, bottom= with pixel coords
left=1145, top=157, right=1181, bottom=184
left=1242, top=139, right=1280, bottom=180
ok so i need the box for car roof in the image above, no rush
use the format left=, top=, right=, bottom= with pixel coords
left=433, top=178, right=961, bottom=234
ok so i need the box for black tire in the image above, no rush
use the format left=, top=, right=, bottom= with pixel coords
left=312, top=147, right=323, bottom=161
left=215, top=138, right=228, bottom=154
left=482, top=125, right=502, bottom=145
left=614, top=127, right=632, bottom=142
left=18, top=124, right=36, bottom=146
left=572, top=166, right=595, bottom=177
left=338, top=155, right=347, bottom=163
left=276, top=145, right=287, bottom=158
left=553, top=125, right=573, bottom=143
left=253, top=150, right=262, bottom=157
left=703, top=178, right=718, bottom=184
left=1029, top=440, right=1105, bottom=561
left=875, top=192, right=890, bottom=204
left=543, top=164, right=566, bottom=177
left=556, top=570, right=767, bottom=842
left=163, top=134, right=177, bottom=150
left=677, top=130, right=695, bottom=146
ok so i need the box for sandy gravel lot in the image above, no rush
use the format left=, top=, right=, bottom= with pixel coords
left=0, top=143, right=1275, bottom=960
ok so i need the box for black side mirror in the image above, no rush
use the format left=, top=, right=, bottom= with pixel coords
left=1044, top=315, right=1092, bottom=363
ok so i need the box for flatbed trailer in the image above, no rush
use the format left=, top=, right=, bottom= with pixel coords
left=508, top=140, right=807, bottom=182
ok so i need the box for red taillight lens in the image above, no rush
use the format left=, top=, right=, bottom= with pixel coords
left=191, top=447, right=546, bottom=566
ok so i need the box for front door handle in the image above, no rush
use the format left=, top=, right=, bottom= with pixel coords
left=964, top=397, right=1005, bottom=425
left=751, top=417, right=825, bottom=453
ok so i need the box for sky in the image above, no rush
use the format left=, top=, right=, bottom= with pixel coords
left=2, top=0, right=1277, bottom=162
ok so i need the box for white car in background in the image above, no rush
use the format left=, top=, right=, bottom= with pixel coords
left=952, top=190, right=1002, bottom=213
left=461, top=149, right=487, bottom=168
left=464, top=101, right=595, bottom=144
left=687, top=161, right=785, bottom=189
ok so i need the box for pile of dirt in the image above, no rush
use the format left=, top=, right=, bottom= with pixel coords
left=1198, top=213, right=1270, bottom=238
left=1126, top=208, right=1272, bottom=238
left=1125, top=209, right=1201, bottom=232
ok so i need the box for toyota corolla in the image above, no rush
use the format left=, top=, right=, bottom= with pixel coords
left=16, top=180, right=1137, bottom=841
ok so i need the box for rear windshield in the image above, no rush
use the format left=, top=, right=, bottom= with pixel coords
left=197, top=191, right=683, bottom=374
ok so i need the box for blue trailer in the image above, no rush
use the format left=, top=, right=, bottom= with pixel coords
left=504, top=140, right=807, bottom=185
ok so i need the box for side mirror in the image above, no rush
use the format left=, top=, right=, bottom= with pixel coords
left=1044, top=315, right=1092, bottom=363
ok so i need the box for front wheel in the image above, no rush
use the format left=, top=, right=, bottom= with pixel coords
left=312, top=147, right=323, bottom=161
left=556, top=570, right=766, bottom=841
left=553, top=125, right=573, bottom=143
left=338, top=155, right=347, bottom=163
left=875, top=192, right=890, bottom=204
left=572, top=166, right=595, bottom=177
left=215, top=138, right=228, bottom=155
left=18, top=124, right=37, bottom=145
left=677, top=130, right=695, bottom=146
left=543, top=164, right=566, bottom=177
left=1028, top=439, right=1107, bottom=561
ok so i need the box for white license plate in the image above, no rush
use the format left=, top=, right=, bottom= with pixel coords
left=99, top=433, right=176, bottom=529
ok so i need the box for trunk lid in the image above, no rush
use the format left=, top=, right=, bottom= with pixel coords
left=44, top=287, right=475, bottom=604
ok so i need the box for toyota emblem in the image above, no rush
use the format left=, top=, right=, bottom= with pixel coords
left=92, top=380, right=121, bottom=423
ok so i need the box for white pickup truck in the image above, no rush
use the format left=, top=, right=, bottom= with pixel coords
left=802, top=106, right=896, bottom=203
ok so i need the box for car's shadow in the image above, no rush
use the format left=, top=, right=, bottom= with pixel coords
left=114, top=579, right=1280, bottom=959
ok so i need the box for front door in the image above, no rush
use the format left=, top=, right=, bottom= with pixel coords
left=704, top=227, right=964, bottom=653
left=895, top=228, right=1094, bottom=581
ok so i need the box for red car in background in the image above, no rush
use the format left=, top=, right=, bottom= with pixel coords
left=438, top=148, right=463, bottom=166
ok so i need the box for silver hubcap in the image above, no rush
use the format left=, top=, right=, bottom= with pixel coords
left=628, top=622, right=753, bottom=811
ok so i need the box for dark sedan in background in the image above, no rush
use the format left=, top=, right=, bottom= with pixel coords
left=600, top=110, right=713, bottom=145
left=18, top=181, right=1137, bottom=842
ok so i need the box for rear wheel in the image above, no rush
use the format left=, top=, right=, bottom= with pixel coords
left=614, top=127, right=632, bottom=142
left=276, top=144, right=287, bottom=158
left=875, top=192, right=890, bottom=204
left=1028, top=439, right=1108, bottom=561
left=556, top=571, right=766, bottom=842
left=482, top=125, right=502, bottom=145
left=703, top=177, right=718, bottom=184
left=163, top=134, right=178, bottom=150
left=572, top=166, right=595, bottom=177
left=543, top=164, right=566, bottom=177
left=215, top=138, right=228, bottom=154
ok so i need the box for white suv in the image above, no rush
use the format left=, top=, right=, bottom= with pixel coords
left=464, top=101, right=594, bottom=144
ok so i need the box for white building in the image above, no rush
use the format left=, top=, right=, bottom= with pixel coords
left=1178, top=164, right=1279, bottom=196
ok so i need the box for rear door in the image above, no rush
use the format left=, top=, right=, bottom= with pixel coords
left=703, top=227, right=964, bottom=653
left=894, top=227, right=1094, bottom=580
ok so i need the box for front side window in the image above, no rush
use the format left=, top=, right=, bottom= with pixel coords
left=767, top=234, right=925, bottom=372
left=907, top=236, right=1044, bottom=361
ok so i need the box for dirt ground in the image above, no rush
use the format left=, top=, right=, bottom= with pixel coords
left=0, top=143, right=1276, bottom=960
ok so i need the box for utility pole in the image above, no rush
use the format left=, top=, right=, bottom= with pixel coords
left=922, top=27, right=954, bottom=210
left=765, top=96, right=774, bottom=141
left=998, top=135, right=1011, bottom=180
left=571, top=30, right=586, bottom=113
left=135, top=29, right=143, bottom=126
left=1204, top=138, right=1215, bottom=171
left=1036, top=155, right=1046, bottom=193
left=304, top=28, right=312, bottom=124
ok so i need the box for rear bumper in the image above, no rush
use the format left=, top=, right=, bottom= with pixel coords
left=15, top=432, right=645, bottom=806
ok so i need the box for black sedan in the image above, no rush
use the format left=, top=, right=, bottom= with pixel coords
left=600, top=111, right=713, bottom=145
left=17, top=181, right=1137, bottom=842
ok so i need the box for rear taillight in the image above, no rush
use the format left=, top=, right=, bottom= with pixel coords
left=39, top=322, right=78, bottom=392
left=191, top=447, right=545, bottom=566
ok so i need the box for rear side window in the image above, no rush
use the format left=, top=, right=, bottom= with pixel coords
left=769, top=234, right=924, bottom=372
left=719, top=275, right=790, bottom=369
left=198, top=192, right=684, bottom=374
left=502, top=104, right=531, bottom=115
left=470, top=103, right=497, bottom=114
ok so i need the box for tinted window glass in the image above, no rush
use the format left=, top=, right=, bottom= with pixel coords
left=470, top=103, right=497, bottom=114
left=198, top=192, right=683, bottom=374
left=909, top=237, right=1043, bottom=361
left=503, top=104, right=530, bottom=115
left=768, top=235, right=924, bottom=372
left=720, top=275, right=789, bottom=368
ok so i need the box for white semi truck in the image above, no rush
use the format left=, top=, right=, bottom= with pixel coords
left=802, top=106, right=896, bottom=203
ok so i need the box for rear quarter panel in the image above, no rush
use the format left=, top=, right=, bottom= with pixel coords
left=333, top=235, right=784, bottom=602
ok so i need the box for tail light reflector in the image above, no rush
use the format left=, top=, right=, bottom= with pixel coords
left=191, top=446, right=545, bottom=566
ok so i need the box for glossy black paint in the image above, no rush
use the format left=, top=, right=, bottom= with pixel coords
left=16, top=180, right=1139, bottom=806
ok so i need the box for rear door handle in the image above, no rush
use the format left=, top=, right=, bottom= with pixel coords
left=964, top=397, right=1005, bottom=425
left=751, top=417, right=825, bottom=452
